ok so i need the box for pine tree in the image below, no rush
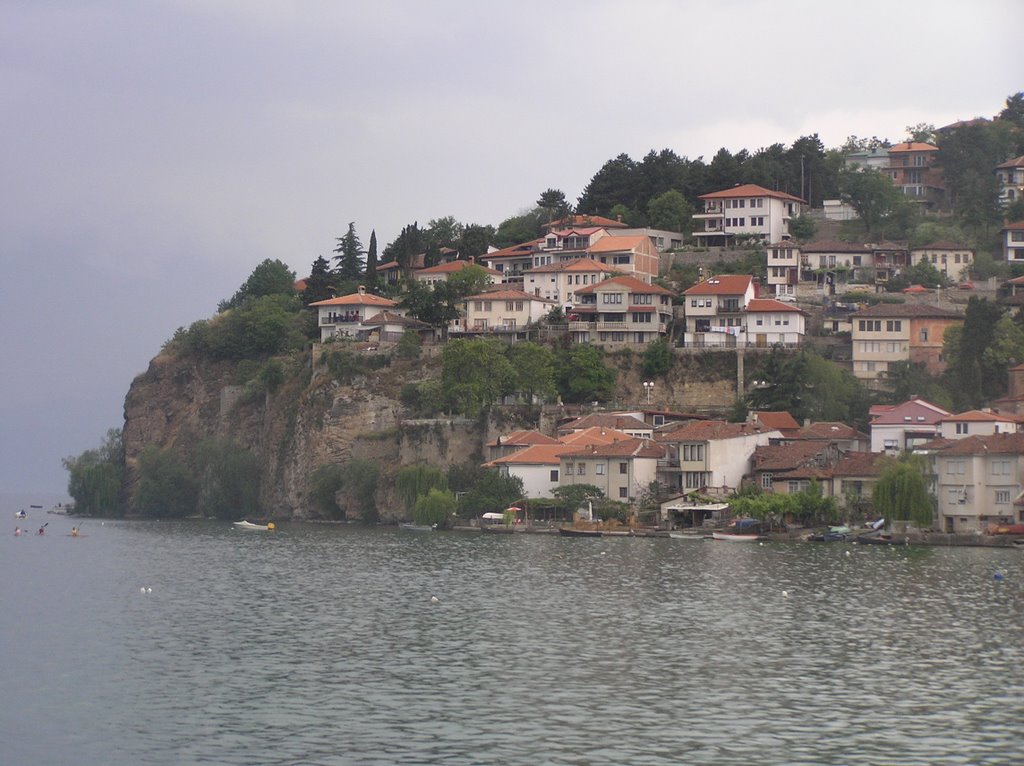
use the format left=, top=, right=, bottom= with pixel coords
left=365, top=230, right=378, bottom=286
left=333, top=222, right=364, bottom=280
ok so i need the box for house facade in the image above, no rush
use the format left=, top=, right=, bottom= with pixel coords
left=1002, top=221, right=1024, bottom=263
left=909, top=241, right=974, bottom=282
left=869, top=398, right=951, bottom=454
left=931, top=434, right=1024, bottom=532
left=692, top=184, right=806, bottom=246
left=558, top=438, right=664, bottom=502
left=765, top=241, right=801, bottom=298
left=461, top=289, right=555, bottom=333
left=886, top=141, right=944, bottom=207
left=939, top=411, right=1020, bottom=440
left=568, top=275, right=674, bottom=347
left=743, top=299, right=808, bottom=347
left=308, top=286, right=401, bottom=342
left=850, top=303, right=962, bottom=386
left=682, top=275, right=756, bottom=348
left=800, top=240, right=870, bottom=292
left=656, top=420, right=781, bottom=494
left=996, top=155, right=1024, bottom=206
left=412, top=257, right=500, bottom=287
left=522, top=258, right=617, bottom=308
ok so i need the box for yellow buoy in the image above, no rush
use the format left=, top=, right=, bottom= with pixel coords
left=267, top=522, right=276, bottom=531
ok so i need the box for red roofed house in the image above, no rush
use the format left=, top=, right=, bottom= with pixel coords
left=996, top=155, right=1024, bottom=206
left=682, top=275, right=756, bottom=348
left=748, top=411, right=801, bottom=436
left=869, top=397, right=951, bottom=454
left=308, top=286, right=402, bottom=342
left=558, top=438, right=665, bottom=503
left=930, top=433, right=1024, bottom=532
left=886, top=141, right=944, bottom=208
left=412, top=257, right=500, bottom=288
left=744, top=298, right=808, bottom=347
left=939, top=410, right=1020, bottom=440
left=523, top=258, right=617, bottom=308
left=751, top=441, right=841, bottom=494
left=655, top=420, right=781, bottom=494
left=1003, top=221, right=1024, bottom=264
left=569, top=275, right=675, bottom=347
left=487, top=430, right=560, bottom=461
left=850, top=303, right=963, bottom=387
left=461, top=288, right=555, bottom=334
left=765, top=241, right=801, bottom=299
left=693, top=184, right=806, bottom=246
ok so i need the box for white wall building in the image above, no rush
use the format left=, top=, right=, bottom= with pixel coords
left=692, top=184, right=806, bottom=246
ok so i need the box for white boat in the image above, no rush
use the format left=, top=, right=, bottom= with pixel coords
left=233, top=520, right=274, bottom=531
left=668, top=531, right=708, bottom=540
left=711, top=531, right=764, bottom=542
left=399, top=523, right=437, bottom=532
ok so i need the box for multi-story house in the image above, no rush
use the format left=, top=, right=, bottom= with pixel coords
left=885, top=141, right=944, bottom=208
left=939, top=411, right=1020, bottom=439
left=996, top=155, right=1024, bottom=206
left=584, top=235, right=661, bottom=282
left=869, top=397, right=951, bottom=454
left=309, top=286, right=402, bottom=342
left=799, top=240, right=870, bottom=292
left=692, top=184, right=805, bottom=246
left=870, top=242, right=911, bottom=285
left=558, top=438, right=665, bottom=502
left=850, top=303, right=963, bottom=386
left=751, top=441, right=841, bottom=494
left=412, top=257, right=500, bottom=288
left=845, top=146, right=890, bottom=171
left=655, top=420, right=780, bottom=494
left=557, top=413, right=653, bottom=440
left=909, top=241, right=974, bottom=283
left=682, top=275, right=756, bottom=348
left=1002, top=221, right=1024, bottom=263
left=827, top=451, right=887, bottom=511
left=461, top=289, right=555, bottom=334
left=931, top=433, right=1024, bottom=532
left=482, top=239, right=543, bottom=286
left=743, top=299, right=808, bottom=347
left=523, top=258, right=617, bottom=308
left=568, top=275, right=674, bottom=347
left=765, top=241, right=800, bottom=298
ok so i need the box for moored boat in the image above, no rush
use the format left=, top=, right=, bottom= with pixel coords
left=558, top=527, right=603, bottom=537
left=668, top=531, right=709, bottom=541
left=711, top=531, right=764, bottom=542
left=399, top=522, right=436, bottom=532
left=233, top=520, right=274, bottom=531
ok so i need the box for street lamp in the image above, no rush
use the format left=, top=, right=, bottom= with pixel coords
left=643, top=380, right=655, bottom=405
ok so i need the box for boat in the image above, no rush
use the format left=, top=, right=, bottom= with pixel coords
left=399, top=523, right=436, bottom=532
left=233, top=520, right=274, bottom=531
left=668, top=531, right=709, bottom=541
left=558, top=526, right=603, bottom=537
left=711, top=531, right=764, bottom=542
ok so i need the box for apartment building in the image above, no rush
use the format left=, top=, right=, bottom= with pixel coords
left=692, top=184, right=806, bottom=246
left=850, top=303, right=963, bottom=386
left=569, top=275, right=674, bottom=347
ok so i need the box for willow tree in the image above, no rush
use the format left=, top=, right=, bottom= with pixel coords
left=871, top=455, right=934, bottom=530
left=395, top=464, right=448, bottom=514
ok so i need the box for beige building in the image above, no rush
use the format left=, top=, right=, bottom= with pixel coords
left=909, top=241, right=973, bottom=282
left=569, top=275, right=674, bottom=347
left=558, top=438, right=664, bottom=503
left=682, top=275, right=756, bottom=348
left=931, top=433, right=1024, bottom=533
left=523, top=258, right=617, bottom=307
left=850, top=303, right=963, bottom=386
left=461, top=289, right=555, bottom=333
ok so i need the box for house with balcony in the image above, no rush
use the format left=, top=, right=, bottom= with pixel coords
left=682, top=275, right=756, bottom=348
left=909, top=241, right=974, bottom=283
left=692, top=184, right=806, bottom=246
left=308, top=286, right=402, bottom=342
left=582, top=234, right=660, bottom=282
left=885, top=141, right=944, bottom=208
left=558, top=438, right=665, bottom=503
left=996, top=155, right=1024, bottom=206
left=568, top=275, right=674, bottom=347
left=1002, top=221, right=1024, bottom=263
left=800, top=240, right=870, bottom=292
left=482, top=239, right=543, bottom=286
left=869, top=397, right=951, bottom=454
left=412, top=257, right=500, bottom=287
left=869, top=242, right=911, bottom=285
left=939, top=411, right=1020, bottom=440
left=461, top=289, right=555, bottom=334
left=655, top=420, right=780, bottom=494
left=523, top=258, right=617, bottom=308
left=850, top=303, right=963, bottom=386
left=930, top=433, right=1024, bottom=532
left=765, top=241, right=801, bottom=298
left=743, top=299, right=808, bottom=348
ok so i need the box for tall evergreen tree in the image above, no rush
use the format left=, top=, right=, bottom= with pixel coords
left=365, top=230, right=378, bottom=286
left=333, top=222, right=364, bottom=280
left=301, top=255, right=335, bottom=305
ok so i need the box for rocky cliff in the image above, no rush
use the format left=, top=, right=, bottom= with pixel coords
left=121, top=344, right=742, bottom=520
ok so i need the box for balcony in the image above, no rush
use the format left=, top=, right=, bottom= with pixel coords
left=321, top=315, right=362, bottom=325
left=596, top=321, right=627, bottom=330
left=568, top=321, right=596, bottom=331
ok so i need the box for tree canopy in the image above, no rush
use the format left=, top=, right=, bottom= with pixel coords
left=219, top=259, right=296, bottom=312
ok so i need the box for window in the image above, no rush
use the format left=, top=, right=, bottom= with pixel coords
left=945, top=460, right=965, bottom=475
left=992, top=459, right=1011, bottom=476
left=883, top=439, right=899, bottom=449
left=603, top=293, right=623, bottom=304
left=886, top=320, right=902, bottom=332
left=920, top=328, right=929, bottom=342
left=761, top=472, right=773, bottom=489
left=858, top=320, right=882, bottom=332
left=550, top=469, right=559, bottom=482
left=682, top=444, right=705, bottom=462
left=506, top=301, right=514, bottom=311
left=683, top=472, right=705, bottom=489
left=996, top=490, right=1010, bottom=504
left=516, top=301, right=524, bottom=311
left=565, top=462, right=574, bottom=473
left=619, top=462, right=628, bottom=475
left=613, top=255, right=631, bottom=265
left=788, top=480, right=809, bottom=493
left=619, top=487, right=628, bottom=498
left=577, top=463, right=586, bottom=475
left=632, top=312, right=652, bottom=323
left=635, top=294, right=652, bottom=304
left=955, top=422, right=968, bottom=435
left=596, top=464, right=605, bottom=475
left=484, top=301, right=492, bottom=311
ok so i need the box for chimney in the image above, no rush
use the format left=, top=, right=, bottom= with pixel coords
left=357, top=285, right=366, bottom=295
left=468, top=256, right=475, bottom=264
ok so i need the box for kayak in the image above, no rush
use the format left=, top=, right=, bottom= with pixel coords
left=233, top=520, right=274, bottom=531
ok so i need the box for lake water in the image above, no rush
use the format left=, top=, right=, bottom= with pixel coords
left=2, top=516, right=1022, bottom=765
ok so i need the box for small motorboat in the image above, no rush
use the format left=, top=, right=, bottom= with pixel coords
left=711, top=531, right=764, bottom=542
left=668, top=531, right=709, bottom=541
left=233, top=520, right=274, bottom=531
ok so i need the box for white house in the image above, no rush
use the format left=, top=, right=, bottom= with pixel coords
left=869, top=398, right=951, bottom=454
left=308, top=286, right=401, bottom=342
left=1002, top=221, right=1024, bottom=263
left=743, top=299, right=808, bottom=347
left=461, top=289, right=555, bottom=333
left=939, top=410, right=1020, bottom=440
left=765, top=241, right=801, bottom=298
left=931, top=433, right=1024, bottom=533
left=523, top=257, right=617, bottom=308
left=996, top=155, right=1024, bottom=206
left=909, top=241, right=973, bottom=282
left=682, top=275, right=756, bottom=348
left=692, top=184, right=806, bottom=246
left=655, top=420, right=781, bottom=494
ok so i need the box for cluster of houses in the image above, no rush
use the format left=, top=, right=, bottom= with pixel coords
left=483, top=370, right=1024, bottom=535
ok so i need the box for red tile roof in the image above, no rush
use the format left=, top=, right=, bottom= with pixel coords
left=487, top=430, right=560, bottom=448
left=746, top=299, right=807, bottom=314
left=851, top=303, right=962, bottom=319
left=698, top=183, right=805, bottom=204
left=574, top=274, right=675, bottom=297
left=483, top=443, right=577, bottom=467
left=869, top=398, right=950, bottom=425
left=796, top=422, right=867, bottom=441
left=941, top=410, right=1009, bottom=423
left=309, top=291, right=396, bottom=308
left=559, top=437, right=665, bottom=460
left=587, top=235, right=649, bottom=253
left=751, top=411, right=801, bottom=431
left=656, top=420, right=775, bottom=442
left=559, top=413, right=651, bottom=433
left=417, top=259, right=500, bottom=276
left=996, top=155, right=1024, bottom=169
left=888, top=142, right=939, bottom=153
left=752, top=441, right=832, bottom=471
left=546, top=214, right=628, bottom=230
left=932, top=433, right=1024, bottom=456
left=683, top=275, right=753, bottom=295
left=527, top=258, right=614, bottom=275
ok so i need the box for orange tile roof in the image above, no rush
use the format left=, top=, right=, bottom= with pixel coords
left=559, top=427, right=633, bottom=446
left=587, top=235, right=649, bottom=253
left=683, top=275, right=753, bottom=295
left=547, top=214, right=628, bottom=229
left=699, top=183, right=805, bottom=204
left=751, top=411, right=801, bottom=431
left=656, top=420, right=775, bottom=442
left=888, top=142, right=938, bottom=153
left=559, top=437, right=664, bottom=460
left=746, top=299, right=806, bottom=314
left=559, top=413, right=651, bottom=433
left=932, top=433, right=1024, bottom=456
left=487, top=430, right=560, bottom=448
left=796, top=422, right=867, bottom=441
left=483, top=443, right=576, bottom=467
left=574, top=274, right=675, bottom=296
left=997, top=155, right=1024, bottom=169
left=941, top=410, right=1009, bottom=423
left=309, top=291, right=396, bottom=308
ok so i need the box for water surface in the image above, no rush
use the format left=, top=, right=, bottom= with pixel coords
left=2, top=517, right=1022, bottom=765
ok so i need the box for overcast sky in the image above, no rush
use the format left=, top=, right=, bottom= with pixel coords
left=1, top=0, right=1021, bottom=498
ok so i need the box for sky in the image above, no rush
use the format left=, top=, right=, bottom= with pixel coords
left=1, top=0, right=1021, bottom=498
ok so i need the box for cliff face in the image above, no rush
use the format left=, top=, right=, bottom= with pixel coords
left=121, top=346, right=741, bottom=520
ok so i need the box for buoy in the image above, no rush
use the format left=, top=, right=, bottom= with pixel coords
left=267, top=522, right=275, bottom=531
left=846, top=550, right=851, bottom=557
left=782, top=590, right=789, bottom=598
left=430, top=595, right=439, bottom=603
left=140, top=587, right=146, bottom=593
left=147, top=587, right=152, bottom=593
left=600, top=551, right=606, bottom=555
left=994, top=571, right=1004, bottom=581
